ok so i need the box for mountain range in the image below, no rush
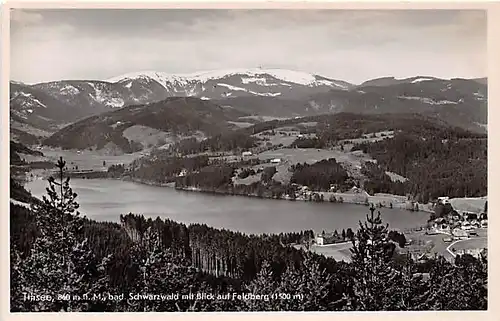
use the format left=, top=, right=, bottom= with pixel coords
left=10, top=68, right=487, bottom=147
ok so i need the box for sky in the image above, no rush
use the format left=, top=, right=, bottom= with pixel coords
left=10, top=9, right=487, bottom=85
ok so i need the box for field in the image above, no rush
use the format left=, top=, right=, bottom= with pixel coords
left=232, top=171, right=262, bottom=185
left=450, top=197, right=487, bottom=214
left=121, top=125, right=176, bottom=149
left=227, top=121, right=254, bottom=128
left=385, top=171, right=408, bottom=183
left=252, top=131, right=298, bottom=148
left=255, top=147, right=375, bottom=184
left=257, top=148, right=372, bottom=166
left=10, top=121, right=55, bottom=138
left=36, top=147, right=142, bottom=172
left=238, top=115, right=290, bottom=122
left=337, top=130, right=395, bottom=151
left=309, top=242, right=353, bottom=263
left=450, top=236, right=487, bottom=252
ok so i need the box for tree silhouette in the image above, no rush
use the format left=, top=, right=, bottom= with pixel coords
left=12, top=157, right=110, bottom=312
left=346, top=205, right=397, bottom=310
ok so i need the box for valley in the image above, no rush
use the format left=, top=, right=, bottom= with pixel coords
left=10, top=69, right=488, bottom=284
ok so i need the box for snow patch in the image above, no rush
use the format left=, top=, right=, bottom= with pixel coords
left=262, top=92, right=281, bottom=97
left=398, top=96, right=458, bottom=105
left=217, top=83, right=281, bottom=97
left=316, top=79, right=348, bottom=89
left=26, top=95, right=47, bottom=108
left=106, top=97, right=125, bottom=108
left=196, top=68, right=318, bottom=85
left=217, top=83, right=246, bottom=91
left=473, top=92, right=486, bottom=101
left=90, top=84, right=124, bottom=108
left=385, top=171, right=408, bottom=183
left=241, top=76, right=268, bottom=85
left=411, top=77, right=434, bottom=83
left=11, top=91, right=48, bottom=109
left=60, top=85, right=80, bottom=95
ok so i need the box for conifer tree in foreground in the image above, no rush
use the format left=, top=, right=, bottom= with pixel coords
left=243, top=260, right=277, bottom=311
left=12, top=157, right=111, bottom=312
left=346, top=205, right=398, bottom=310
left=125, top=226, right=203, bottom=312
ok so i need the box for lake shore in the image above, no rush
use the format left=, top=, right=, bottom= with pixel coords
left=27, top=147, right=484, bottom=216
left=25, top=177, right=431, bottom=235
left=118, top=175, right=432, bottom=214
left=36, top=169, right=433, bottom=214
left=27, top=168, right=484, bottom=217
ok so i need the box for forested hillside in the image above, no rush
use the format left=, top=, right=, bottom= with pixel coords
left=10, top=159, right=487, bottom=311
left=353, top=132, right=487, bottom=202
left=124, top=113, right=486, bottom=202
left=43, top=97, right=248, bottom=152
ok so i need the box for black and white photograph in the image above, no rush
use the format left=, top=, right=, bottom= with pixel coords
left=5, top=5, right=490, bottom=313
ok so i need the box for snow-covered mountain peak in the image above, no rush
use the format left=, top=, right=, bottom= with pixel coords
left=189, top=68, right=318, bottom=85
left=105, top=68, right=348, bottom=88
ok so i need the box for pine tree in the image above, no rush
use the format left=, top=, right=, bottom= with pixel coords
left=10, top=244, right=26, bottom=311
left=244, top=260, right=277, bottom=311
left=346, top=228, right=354, bottom=241
left=125, top=226, right=200, bottom=312
left=423, top=254, right=487, bottom=310
left=297, top=254, right=336, bottom=311
left=276, top=264, right=303, bottom=311
left=346, top=205, right=398, bottom=310
left=382, top=253, right=428, bottom=310
left=13, top=157, right=111, bottom=312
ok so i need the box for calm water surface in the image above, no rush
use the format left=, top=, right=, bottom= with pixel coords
left=25, top=178, right=429, bottom=235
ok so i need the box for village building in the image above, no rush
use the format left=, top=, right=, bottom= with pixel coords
left=433, top=222, right=450, bottom=233
left=315, top=231, right=345, bottom=246
left=242, top=151, right=253, bottom=157
left=350, top=186, right=361, bottom=193
left=460, top=221, right=473, bottom=230
left=437, top=196, right=450, bottom=204
left=452, top=228, right=468, bottom=240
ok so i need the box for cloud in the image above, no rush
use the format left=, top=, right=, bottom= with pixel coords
left=9, top=9, right=486, bottom=84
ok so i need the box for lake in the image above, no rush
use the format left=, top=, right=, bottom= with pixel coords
left=25, top=178, right=430, bottom=235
